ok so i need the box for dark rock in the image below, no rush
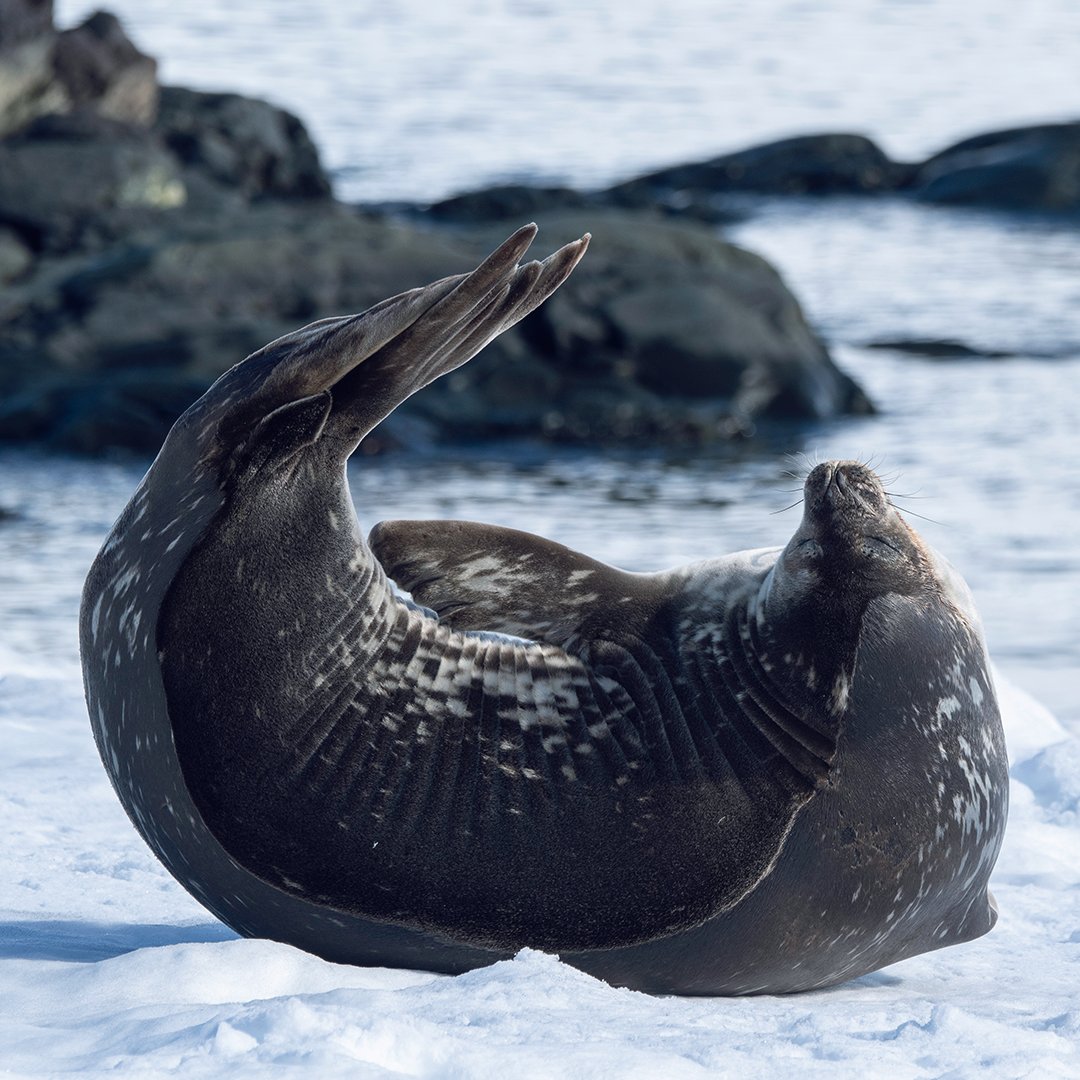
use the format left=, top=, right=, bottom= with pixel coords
left=0, top=201, right=871, bottom=454
left=0, top=222, right=30, bottom=279
left=0, top=0, right=54, bottom=49
left=423, top=179, right=745, bottom=228
left=0, top=4, right=63, bottom=137
left=0, top=112, right=185, bottom=249
left=865, top=338, right=1016, bottom=359
left=915, top=123, right=1080, bottom=210
left=607, top=134, right=912, bottom=201
left=427, top=184, right=588, bottom=223
left=55, top=242, right=154, bottom=313
left=0, top=201, right=466, bottom=384
left=0, top=368, right=209, bottom=452
left=155, top=86, right=331, bottom=200
left=52, top=10, right=157, bottom=126
left=418, top=209, right=872, bottom=439
left=604, top=186, right=746, bottom=226
left=1, top=5, right=157, bottom=137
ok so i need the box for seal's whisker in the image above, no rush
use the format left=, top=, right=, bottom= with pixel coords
left=771, top=499, right=804, bottom=515
left=890, top=502, right=946, bottom=527
left=789, top=449, right=819, bottom=477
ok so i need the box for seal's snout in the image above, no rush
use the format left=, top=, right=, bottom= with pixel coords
left=804, top=461, right=887, bottom=522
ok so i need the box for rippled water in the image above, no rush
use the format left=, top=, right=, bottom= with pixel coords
left=6, top=2, right=1076, bottom=732
left=2, top=332, right=1077, bottom=726
left=731, top=198, right=1080, bottom=355
left=56, top=0, right=1080, bottom=203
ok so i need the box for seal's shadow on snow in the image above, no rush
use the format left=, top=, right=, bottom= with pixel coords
left=0, top=920, right=238, bottom=961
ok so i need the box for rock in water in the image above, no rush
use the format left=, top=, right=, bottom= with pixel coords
left=81, top=226, right=1008, bottom=994
left=1, top=205, right=869, bottom=453
left=0, top=4, right=157, bottom=137
left=915, top=123, right=1080, bottom=211
left=607, top=133, right=911, bottom=202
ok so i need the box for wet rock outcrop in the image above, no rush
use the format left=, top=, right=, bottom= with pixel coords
left=913, top=124, right=1080, bottom=211
left=0, top=199, right=871, bottom=454
left=607, top=134, right=911, bottom=206
left=0, top=3, right=156, bottom=137
left=0, top=4, right=871, bottom=455
left=154, top=86, right=331, bottom=202
left=426, top=210, right=870, bottom=444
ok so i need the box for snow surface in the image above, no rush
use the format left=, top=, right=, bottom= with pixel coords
left=2, top=651, right=1078, bottom=1079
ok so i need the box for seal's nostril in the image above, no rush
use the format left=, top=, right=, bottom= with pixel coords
left=804, top=462, right=835, bottom=498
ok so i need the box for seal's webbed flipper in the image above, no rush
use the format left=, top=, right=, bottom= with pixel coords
left=322, top=226, right=590, bottom=454
left=369, top=519, right=656, bottom=648
left=197, top=225, right=589, bottom=466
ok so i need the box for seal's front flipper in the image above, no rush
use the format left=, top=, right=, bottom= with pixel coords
left=369, top=519, right=656, bottom=648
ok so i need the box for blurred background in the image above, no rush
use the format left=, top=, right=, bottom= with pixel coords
left=1, top=0, right=1077, bottom=730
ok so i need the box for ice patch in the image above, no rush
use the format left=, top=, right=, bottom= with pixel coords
left=1, top=657, right=1079, bottom=1078
left=995, top=670, right=1070, bottom=767
left=1012, top=741, right=1080, bottom=821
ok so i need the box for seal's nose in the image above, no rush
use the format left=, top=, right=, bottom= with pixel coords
left=804, top=461, right=887, bottom=521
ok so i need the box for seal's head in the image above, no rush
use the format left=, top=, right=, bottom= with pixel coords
left=778, top=460, right=932, bottom=604
left=756, top=460, right=959, bottom=720
left=732, top=460, right=1006, bottom=975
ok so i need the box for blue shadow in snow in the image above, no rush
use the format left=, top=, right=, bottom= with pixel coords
left=0, top=919, right=240, bottom=961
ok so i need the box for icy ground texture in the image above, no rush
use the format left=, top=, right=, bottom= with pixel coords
left=2, top=657, right=1078, bottom=1079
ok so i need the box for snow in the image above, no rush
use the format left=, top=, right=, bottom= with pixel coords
left=2, top=656, right=1078, bottom=1079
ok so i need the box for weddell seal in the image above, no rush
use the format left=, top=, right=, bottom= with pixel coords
left=80, top=224, right=1008, bottom=994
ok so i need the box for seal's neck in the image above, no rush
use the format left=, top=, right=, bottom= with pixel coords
left=754, top=566, right=868, bottom=714
left=711, top=587, right=851, bottom=784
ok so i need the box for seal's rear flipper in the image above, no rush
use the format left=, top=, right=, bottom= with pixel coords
left=369, top=519, right=656, bottom=648
left=201, top=225, right=589, bottom=464
left=324, top=227, right=590, bottom=454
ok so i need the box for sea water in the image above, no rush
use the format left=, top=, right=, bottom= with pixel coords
left=9, top=0, right=1074, bottom=729
left=2, top=5, right=1079, bottom=1072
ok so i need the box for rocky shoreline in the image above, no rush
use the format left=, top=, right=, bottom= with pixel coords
left=1, top=2, right=1075, bottom=456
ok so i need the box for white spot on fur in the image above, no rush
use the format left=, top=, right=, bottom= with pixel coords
left=969, top=677, right=984, bottom=706
left=830, top=670, right=850, bottom=713
left=937, top=695, right=962, bottom=721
